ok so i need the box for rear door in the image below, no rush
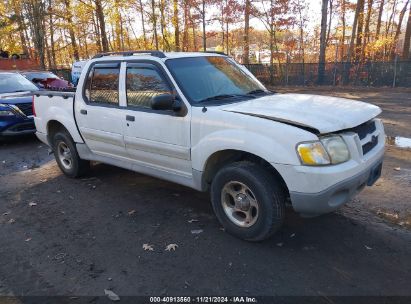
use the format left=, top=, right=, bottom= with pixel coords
left=75, top=62, right=128, bottom=158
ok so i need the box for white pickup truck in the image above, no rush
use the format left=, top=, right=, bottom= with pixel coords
left=34, top=51, right=385, bottom=241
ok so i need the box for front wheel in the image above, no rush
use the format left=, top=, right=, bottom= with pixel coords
left=52, top=131, right=89, bottom=178
left=210, top=162, right=286, bottom=241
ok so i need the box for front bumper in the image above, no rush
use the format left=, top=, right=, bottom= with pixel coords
left=289, top=155, right=383, bottom=216
left=0, top=119, right=36, bottom=136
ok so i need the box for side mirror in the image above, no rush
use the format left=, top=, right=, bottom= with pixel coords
left=151, top=94, right=182, bottom=112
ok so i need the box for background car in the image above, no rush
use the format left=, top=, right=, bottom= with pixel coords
left=21, top=71, right=73, bottom=90
left=0, top=72, right=39, bottom=137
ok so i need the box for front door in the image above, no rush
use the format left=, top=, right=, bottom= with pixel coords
left=121, top=61, right=191, bottom=177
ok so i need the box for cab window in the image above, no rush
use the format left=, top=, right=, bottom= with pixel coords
left=84, top=63, right=120, bottom=106
left=126, top=65, right=172, bottom=109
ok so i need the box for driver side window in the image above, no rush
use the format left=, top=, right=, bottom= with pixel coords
left=126, top=66, right=172, bottom=109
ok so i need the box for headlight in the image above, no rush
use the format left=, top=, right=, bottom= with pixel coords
left=0, top=110, right=15, bottom=116
left=320, top=135, right=350, bottom=164
left=297, top=135, right=350, bottom=166
left=296, top=141, right=331, bottom=165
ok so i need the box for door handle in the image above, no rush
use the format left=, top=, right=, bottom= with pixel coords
left=126, top=115, right=135, bottom=122
left=80, top=109, right=87, bottom=115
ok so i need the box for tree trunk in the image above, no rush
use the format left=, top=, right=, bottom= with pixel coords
left=182, top=0, right=189, bottom=51
left=12, top=1, right=29, bottom=56
left=25, top=0, right=46, bottom=68
left=391, top=1, right=409, bottom=58
left=375, top=0, right=384, bottom=39
left=63, top=0, right=79, bottom=60
left=318, top=0, right=329, bottom=84
left=95, top=0, right=109, bottom=52
left=151, top=0, right=159, bottom=50
left=173, top=0, right=180, bottom=51
left=202, top=0, right=206, bottom=52
left=326, top=0, right=333, bottom=45
left=403, top=5, right=411, bottom=59
left=114, top=0, right=122, bottom=50
left=355, top=0, right=365, bottom=60
left=243, top=0, right=250, bottom=64
left=361, top=0, right=373, bottom=61
left=138, top=0, right=148, bottom=49
left=340, top=0, right=346, bottom=61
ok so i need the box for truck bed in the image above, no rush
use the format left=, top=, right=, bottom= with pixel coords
left=33, top=91, right=84, bottom=144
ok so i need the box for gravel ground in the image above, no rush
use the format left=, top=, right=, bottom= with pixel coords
left=0, top=88, right=410, bottom=301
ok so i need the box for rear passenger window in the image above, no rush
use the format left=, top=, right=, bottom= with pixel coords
left=126, top=66, right=172, bottom=109
left=85, top=64, right=120, bottom=105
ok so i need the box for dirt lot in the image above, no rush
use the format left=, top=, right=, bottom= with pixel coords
left=0, top=87, right=410, bottom=301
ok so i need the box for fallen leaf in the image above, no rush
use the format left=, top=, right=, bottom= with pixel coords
left=394, top=167, right=401, bottom=171
left=29, top=202, right=37, bottom=207
left=187, top=219, right=199, bottom=223
left=2, top=160, right=5, bottom=164
left=128, top=210, right=136, bottom=215
left=25, top=238, right=32, bottom=242
left=104, top=289, right=120, bottom=301
left=165, top=244, right=178, bottom=251
left=290, top=233, right=296, bottom=238
left=143, top=243, right=154, bottom=251
left=365, top=245, right=373, bottom=250
left=276, top=242, right=284, bottom=247
left=191, top=229, right=203, bottom=234
left=8, top=219, right=15, bottom=224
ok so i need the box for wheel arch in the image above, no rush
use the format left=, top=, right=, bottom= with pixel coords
left=201, top=149, right=289, bottom=197
left=47, top=120, right=73, bottom=146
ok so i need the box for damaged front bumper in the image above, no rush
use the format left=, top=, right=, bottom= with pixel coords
left=288, top=155, right=383, bottom=216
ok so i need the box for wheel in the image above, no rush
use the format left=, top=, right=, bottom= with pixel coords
left=52, top=130, right=89, bottom=178
left=210, top=161, right=286, bottom=241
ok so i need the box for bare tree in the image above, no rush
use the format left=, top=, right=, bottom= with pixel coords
left=173, top=0, right=180, bottom=50
left=243, top=0, right=251, bottom=63
left=403, top=3, right=411, bottom=59
left=318, top=0, right=329, bottom=84
left=391, top=0, right=410, bottom=58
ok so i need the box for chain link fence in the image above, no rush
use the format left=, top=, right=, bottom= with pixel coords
left=244, top=61, right=411, bottom=87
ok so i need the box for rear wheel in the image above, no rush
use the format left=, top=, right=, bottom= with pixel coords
left=52, top=131, right=89, bottom=178
left=211, top=161, right=286, bottom=241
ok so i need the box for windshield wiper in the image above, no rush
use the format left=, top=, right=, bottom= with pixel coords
left=197, top=94, right=252, bottom=103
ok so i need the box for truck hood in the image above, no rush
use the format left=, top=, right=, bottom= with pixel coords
left=221, top=93, right=382, bottom=134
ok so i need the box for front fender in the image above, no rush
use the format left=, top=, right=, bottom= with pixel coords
left=191, top=129, right=299, bottom=172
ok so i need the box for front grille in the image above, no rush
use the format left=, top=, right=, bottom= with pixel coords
left=362, top=135, right=379, bottom=154
left=348, top=120, right=379, bottom=156
left=350, top=120, right=376, bottom=140
left=16, top=103, right=33, bottom=116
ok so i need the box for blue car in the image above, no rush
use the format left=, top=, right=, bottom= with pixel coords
left=0, top=72, right=39, bottom=137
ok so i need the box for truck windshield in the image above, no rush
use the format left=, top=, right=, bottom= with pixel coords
left=0, top=73, right=38, bottom=94
left=165, top=56, right=268, bottom=104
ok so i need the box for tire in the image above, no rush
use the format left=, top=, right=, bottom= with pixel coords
left=52, top=130, right=89, bottom=178
left=210, top=161, right=286, bottom=241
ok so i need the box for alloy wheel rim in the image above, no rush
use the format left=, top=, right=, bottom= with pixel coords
left=221, top=181, right=259, bottom=228
left=57, top=141, right=73, bottom=170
